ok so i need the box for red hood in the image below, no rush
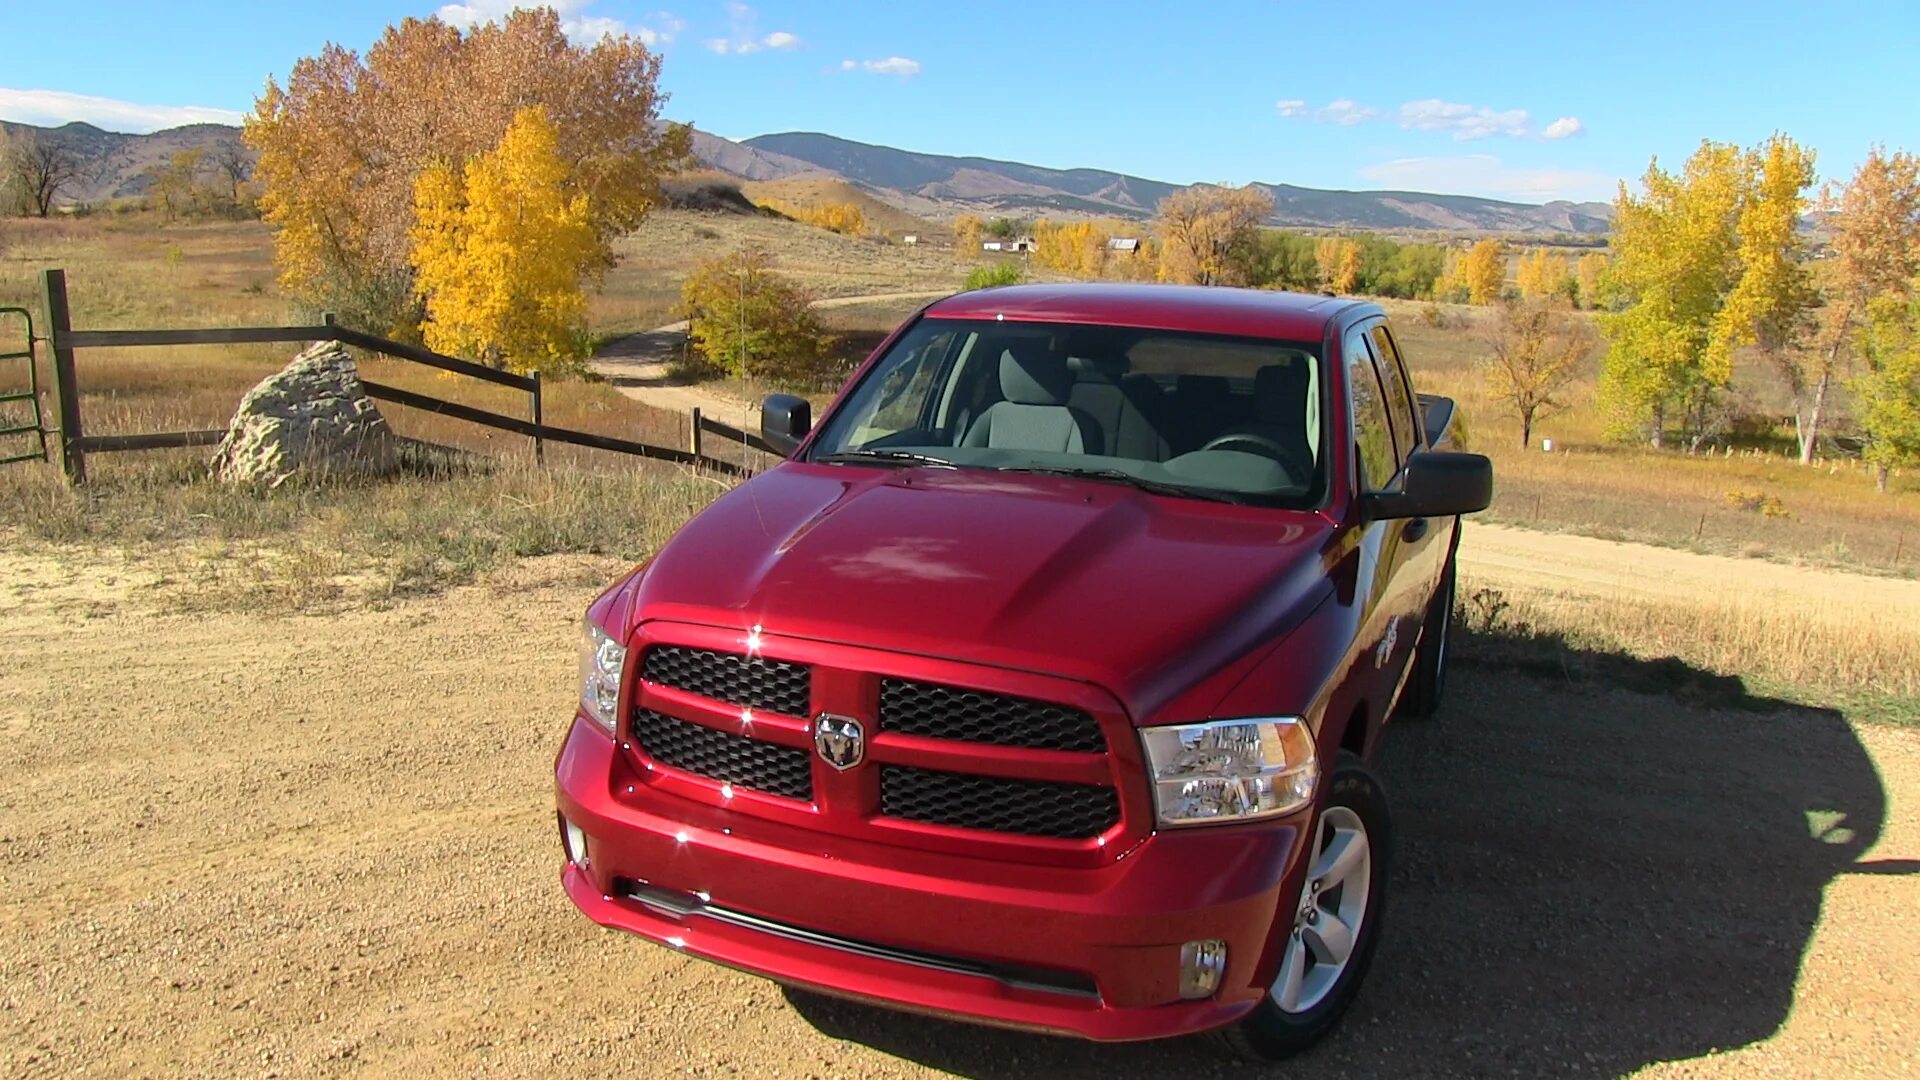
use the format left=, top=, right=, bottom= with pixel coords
left=629, top=464, right=1337, bottom=720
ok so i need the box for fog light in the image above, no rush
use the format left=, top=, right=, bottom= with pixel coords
left=562, top=817, right=589, bottom=868
left=1178, top=939, right=1228, bottom=999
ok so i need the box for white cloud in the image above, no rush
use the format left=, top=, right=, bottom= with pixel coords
left=704, top=3, right=798, bottom=56
left=1398, top=98, right=1531, bottom=140
left=1359, top=154, right=1614, bottom=203
left=1275, top=99, right=1308, bottom=118
left=1543, top=116, right=1584, bottom=140
left=1319, top=98, right=1378, bottom=126
left=0, top=87, right=243, bottom=133
left=436, top=1, right=681, bottom=45
left=842, top=56, right=921, bottom=76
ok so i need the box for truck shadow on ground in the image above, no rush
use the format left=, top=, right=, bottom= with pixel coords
left=780, top=625, right=1899, bottom=1078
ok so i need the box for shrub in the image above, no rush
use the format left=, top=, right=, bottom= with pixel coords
left=1723, top=489, right=1792, bottom=518
left=679, top=246, right=840, bottom=387
left=963, top=261, right=1025, bottom=290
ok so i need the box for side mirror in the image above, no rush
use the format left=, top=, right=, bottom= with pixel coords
left=760, top=393, right=812, bottom=458
left=1363, top=451, right=1493, bottom=521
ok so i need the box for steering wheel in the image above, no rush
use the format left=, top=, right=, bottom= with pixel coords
left=1201, top=433, right=1291, bottom=459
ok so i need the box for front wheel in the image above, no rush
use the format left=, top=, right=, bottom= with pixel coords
left=1215, top=754, right=1391, bottom=1061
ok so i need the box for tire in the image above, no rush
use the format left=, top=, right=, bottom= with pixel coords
left=1214, top=754, right=1391, bottom=1062
left=1396, top=542, right=1457, bottom=719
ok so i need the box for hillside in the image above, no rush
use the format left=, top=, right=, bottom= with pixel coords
left=3, top=118, right=1610, bottom=235
left=738, top=176, right=937, bottom=238
left=0, top=120, right=247, bottom=203
left=745, top=131, right=1613, bottom=234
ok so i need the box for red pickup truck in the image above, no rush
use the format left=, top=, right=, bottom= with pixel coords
left=556, top=283, right=1491, bottom=1059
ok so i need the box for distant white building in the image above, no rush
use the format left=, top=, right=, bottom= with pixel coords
left=984, top=238, right=1035, bottom=254
left=1108, top=237, right=1141, bottom=254
left=902, top=234, right=919, bottom=245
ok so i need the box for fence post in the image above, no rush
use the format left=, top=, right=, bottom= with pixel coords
left=530, top=371, right=545, bottom=464
left=689, top=406, right=703, bottom=461
left=40, top=269, right=84, bottom=485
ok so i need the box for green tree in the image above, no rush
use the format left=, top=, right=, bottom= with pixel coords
left=679, top=247, right=838, bottom=386
left=1597, top=141, right=1747, bottom=449
left=1855, top=286, right=1920, bottom=491
left=409, top=107, right=601, bottom=375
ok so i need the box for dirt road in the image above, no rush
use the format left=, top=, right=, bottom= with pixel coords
left=1461, top=521, right=1920, bottom=618
left=2, top=537, right=1916, bottom=1078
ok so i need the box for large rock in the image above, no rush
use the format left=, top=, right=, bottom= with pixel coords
left=212, top=341, right=402, bottom=486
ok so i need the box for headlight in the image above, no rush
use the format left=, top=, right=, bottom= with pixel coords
left=578, top=620, right=627, bottom=734
left=1140, top=718, right=1317, bottom=827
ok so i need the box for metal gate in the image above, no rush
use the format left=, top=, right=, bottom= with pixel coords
left=0, top=307, right=48, bottom=465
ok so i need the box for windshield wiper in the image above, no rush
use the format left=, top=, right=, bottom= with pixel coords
left=814, top=449, right=958, bottom=469
left=994, top=465, right=1245, bottom=504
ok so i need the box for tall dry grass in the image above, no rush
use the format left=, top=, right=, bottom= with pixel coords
left=1457, top=573, right=1920, bottom=725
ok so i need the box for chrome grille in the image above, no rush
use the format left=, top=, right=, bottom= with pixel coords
left=879, top=765, right=1119, bottom=839
left=879, top=679, right=1105, bottom=753
left=642, top=645, right=811, bottom=716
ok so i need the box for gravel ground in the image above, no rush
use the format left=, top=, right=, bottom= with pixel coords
left=2, top=544, right=1915, bottom=1078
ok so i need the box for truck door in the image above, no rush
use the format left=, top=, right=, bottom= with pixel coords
left=1342, top=326, right=1420, bottom=716
left=1362, top=321, right=1444, bottom=701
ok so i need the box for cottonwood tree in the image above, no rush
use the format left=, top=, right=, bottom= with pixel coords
left=410, top=108, right=601, bottom=374
left=1575, top=251, right=1610, bottom=309
left=1313, top=236, right=1361, bottom=294
left=952, top=214, right=983, bottom=257
left=1856, top=284, right=1920, bottom=491
left=1154, top=183, right=1273, bottom=286
left=1597, top=141, right=1747, bottom=449
left=1515, top=248, right=1575, bottom=301
left=248, top=9, right=689, bottom=335
left=1460, top=239, right=1506, bottom=305
left=1824, top=149, right=1920, bottom=481
left=4, top=130, right=84, bottom=217
left=144, top=150, right=207, bottom=222
left=210, top=142, right=253, bottom=206
left=1484, top=297, right=1592, bottom=448
left=1707, top=135, right=1821, bottom=461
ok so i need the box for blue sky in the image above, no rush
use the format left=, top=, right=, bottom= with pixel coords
left=2, top=0, right=1915, bottom=204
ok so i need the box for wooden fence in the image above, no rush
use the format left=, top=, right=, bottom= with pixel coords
left=37, top=268, right=763, bottom=483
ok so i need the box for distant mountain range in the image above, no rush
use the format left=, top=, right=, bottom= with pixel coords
left=5, top=119, right=1611, bottom=235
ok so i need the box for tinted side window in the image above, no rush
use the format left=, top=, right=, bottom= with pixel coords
left=1346, top=331, right=1398, bottom=493
left=1368, top=325, right=1421, bottom=461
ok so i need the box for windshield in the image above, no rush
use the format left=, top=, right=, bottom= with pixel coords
left=806, top=317, right=1325, bottom=506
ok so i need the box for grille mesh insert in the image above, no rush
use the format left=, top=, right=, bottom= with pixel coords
left=879, top=765, right=1118, bottom=839
left=642, top=646, right=810, bottom=716
left=879, top=679, right=1105, bottom=752
left=631, top=708, right=813, bottom=801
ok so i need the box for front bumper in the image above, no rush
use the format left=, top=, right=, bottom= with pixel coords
left=555, top=717, right=1314, bottom=1042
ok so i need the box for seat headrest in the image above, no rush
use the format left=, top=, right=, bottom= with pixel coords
left=1254, top=362, right=1310, bottom=424
left=1000, top=343, right=1071, bottom=405
left=1067, top=352, right=1129, bottom=382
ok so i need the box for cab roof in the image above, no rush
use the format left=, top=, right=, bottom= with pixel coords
left=922, top=283, right=1376, bottom=343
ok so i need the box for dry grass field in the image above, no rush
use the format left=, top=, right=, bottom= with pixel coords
left=3, top=211, right=1918, bottom=724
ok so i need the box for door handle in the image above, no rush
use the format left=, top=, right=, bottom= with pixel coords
left=1401, top=517, right=1430, bottom=543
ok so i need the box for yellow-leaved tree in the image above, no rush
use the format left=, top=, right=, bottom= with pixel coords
left=1034, top=219, right=1113, bottom=278
left=1155, top=184, right=1273, bottom=286
left=953, top=214, right=984, bottom=258
left=410, top=107, right=600, bottom=374
left=1514, top=248, right=1573, bottom=301
left=248, top=9, right=687, bottom=335
left=1461, top=239, right=1507, bottom=305
left=1314, top=237, right=1362, bottom=294
left=1575, top=251, right=1610, bottom=308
